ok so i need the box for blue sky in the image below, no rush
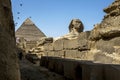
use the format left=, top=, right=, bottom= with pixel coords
left=11, top=0, right=114, bottom=37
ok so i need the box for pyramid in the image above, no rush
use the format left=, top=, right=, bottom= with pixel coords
left=15, top=18, right=46, bottom=41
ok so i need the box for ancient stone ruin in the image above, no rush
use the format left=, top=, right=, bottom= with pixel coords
left=17, top=0, right=120, bottom=62
left=0, top=0, right=20, bottom=80
left=31, top=0, right=120, bottom=64
left=16, top=18, right=46, bottom=41
left=69, top=19, right=84, bottom=33
left=2, top=0, right=120, bottom=80
left=89, top=0, right=120, bottom=63
left=55, top=19, right=84, bottom=40
left=16, top=18, right=46, bottom=53
left=14, top=0, right=120, bottom=80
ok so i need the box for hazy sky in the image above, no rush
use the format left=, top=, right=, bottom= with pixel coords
left=11, top=0, right=114, bottom=37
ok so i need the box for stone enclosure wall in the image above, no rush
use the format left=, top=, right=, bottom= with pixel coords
left=16, top=0, right=120, bottom=80
left=43, top=31, right=90, bottom=59
left=39, top=1, right=120, bottom=79
left=24, top=0, right=120, bottom=64
left=14, top=0, right=120, bottom=64
left=0, top=0, right=20, bottom=80
left=40, top=56, right=120, bottom=80
left=38, top=0, right=120, bottom=64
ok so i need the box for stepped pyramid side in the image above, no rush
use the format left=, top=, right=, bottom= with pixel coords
left=16, top=18, right=46, bottom=41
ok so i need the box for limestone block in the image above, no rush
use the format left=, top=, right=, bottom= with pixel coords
left=114, top=46, right=120, bottom=54
left=90, top=64, right=104, bottom=80
left=65, top=50, right=77, bottom=58
left=53, top=39, right=64, bottom=50
left=43, top=43, right=54, bottom=51
left=73, top=60, right=93, bottom=80
left=48, top=43, right=53, bottom=51
left=43, top=51, right=48, bottom=56
left=36, top=52, right=45, bottom=58
left=25, top=53, right=40, bottom=64
left=48, top=57, right=64, bottom=74
left=78, top=31, right=90, bottom=40
left=63, top=59, right=93, bottom=80
left=63, top=59, right=77, bottom=79
left=48, top=57, right=55, bottom=71
left=76, top=51, right=87, bottom=59
left=43, top=44, right=48, bottom=51
left=95, top=37, right=120, bottom=54
left=37, top=37, right=53, bottom=46
left=54, top=51, right=64, bottom=57
left=78, top=31, right=90, bottom=51
left=48, top=57, right=60, bottom=71
left=64, top=39, right=79, bottom=49
left=50, top=44, right=54, bottom=51
left=104, top=65, right=120, bottom=80
left=83, top=63, right=104, bottom=80
left=40, top=56, right=49, bottom=67
left=47, top=51, right=54, bottom=56
left=54, top=51, right=60, bottom=57
left=54, top=58, right=64, bottom=75
left=94, top=53, right=113, bottom=64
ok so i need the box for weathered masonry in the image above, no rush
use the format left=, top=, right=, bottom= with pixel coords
left=40, top=56, right=120, bottom=80
left=0, top=0, right=20, bottom=80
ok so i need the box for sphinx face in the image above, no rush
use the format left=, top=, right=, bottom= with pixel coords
left=69, top=19, right=84, bottom=33
left=72, top=19, right=82, bottom=29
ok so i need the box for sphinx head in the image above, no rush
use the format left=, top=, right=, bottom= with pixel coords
left=69, top=19, right=84, bottom=33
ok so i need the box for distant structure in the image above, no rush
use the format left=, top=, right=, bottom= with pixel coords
left=69, top=19, right=84, bottom=33
left=55, top=19, right=84, bottom=40
left=16, top=18, right=46, bottom=41
left=15, top=18, right=46, bottom=52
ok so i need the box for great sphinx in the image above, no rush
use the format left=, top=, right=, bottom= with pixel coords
left=69, top=19, right=84, bottom=34
left=55, top=19, right=84, bottom=40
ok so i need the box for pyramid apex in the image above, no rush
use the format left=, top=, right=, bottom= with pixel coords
left=24, top=18, right=34, bottom=25
left=25, top=18, right=31, bottom=21
left=15, top=18, right=46, bottom=41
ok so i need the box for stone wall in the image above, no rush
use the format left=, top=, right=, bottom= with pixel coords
left=88, top=0, right=120, bottom=63
left=40, top=56, right=120, bottom=80
left=0, top=0, right=20, bottom=80
left=42, top=31, right=91, bottom=59
left=23, top=0, right=120, bottom=80
left=38, top=0, right=120, bottom=64
left=25, top=0, right=120, bottom=65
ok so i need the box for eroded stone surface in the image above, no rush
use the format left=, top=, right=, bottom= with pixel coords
left=0, top=0, right=20, bottom=80
left=89, top=0, right=120, bottom=40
